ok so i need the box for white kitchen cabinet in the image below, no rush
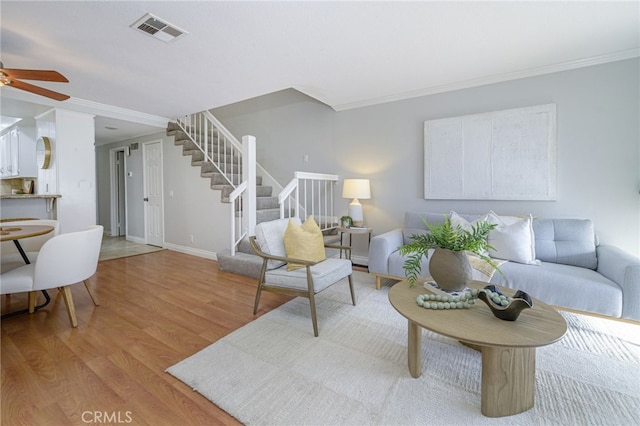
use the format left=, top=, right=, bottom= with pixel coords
left=0, top=126, right=37, bottom=178
left=0, top=128, right=19, bottom=177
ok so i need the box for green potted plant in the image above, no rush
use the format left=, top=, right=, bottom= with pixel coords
left=340, top=215, right=353, bottom=228
left=399, top=216, right=499, bottom=290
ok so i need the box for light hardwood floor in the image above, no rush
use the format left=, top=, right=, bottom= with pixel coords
left=1, top=251, right=292, bottom=425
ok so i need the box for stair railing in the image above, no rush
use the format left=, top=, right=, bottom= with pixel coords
left=176, top=111, right=243, bottom=186
left=225, top=135, right=257, bottom=255
left=279, top=172, right=339, bottom=232
left=175, top=113, right=339, bottom=254
left=175, top=112, right=256, bottom=255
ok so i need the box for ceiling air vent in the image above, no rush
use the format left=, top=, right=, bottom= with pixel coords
left=130, top=13, right=187, bottom=43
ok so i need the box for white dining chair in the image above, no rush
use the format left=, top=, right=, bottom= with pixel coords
left=0, top=225, right=103, bottom=327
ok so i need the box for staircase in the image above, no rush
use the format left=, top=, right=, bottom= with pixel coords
left=168, top=123, right=279, bottom=219
left=167, top=119, right=340, bottom=279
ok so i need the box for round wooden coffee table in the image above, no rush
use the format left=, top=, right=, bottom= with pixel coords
left=389, top=279, right=567, bottom=417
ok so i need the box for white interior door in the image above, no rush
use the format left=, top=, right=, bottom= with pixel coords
left=143, top=141, right=164, bottom=247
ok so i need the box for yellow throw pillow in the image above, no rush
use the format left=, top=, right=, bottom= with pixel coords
left=283, top=216, right=326, bottom=271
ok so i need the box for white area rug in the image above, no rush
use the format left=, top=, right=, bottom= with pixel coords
left=167, top=272, right=640, bottom=425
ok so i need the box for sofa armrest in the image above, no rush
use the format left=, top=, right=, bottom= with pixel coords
left=597, top=244, right=640, bottom=321
left=368, top=229, right=404, bottom=275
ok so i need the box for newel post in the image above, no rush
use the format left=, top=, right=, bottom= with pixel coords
left=243, top=135, right=257, bottom=235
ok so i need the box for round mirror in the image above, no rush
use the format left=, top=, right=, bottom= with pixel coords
left=36, top=136, right=52, bottom=169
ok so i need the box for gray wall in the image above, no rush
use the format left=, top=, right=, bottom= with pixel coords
left=96, top=131, right=229, bottom=257
left=95, top=58, right=639, bottom=259
left=162, top=130, right=229, bottom=257
left=214, top=58, right=640, bottom=257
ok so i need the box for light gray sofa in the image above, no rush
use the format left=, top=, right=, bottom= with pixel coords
left=369, top=212, right=640, bottom=322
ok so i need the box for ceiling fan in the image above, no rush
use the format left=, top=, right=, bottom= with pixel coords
left=0, top=61, right=70, bottom=101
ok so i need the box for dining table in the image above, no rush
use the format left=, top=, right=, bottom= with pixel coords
left=1, top=224, right=55, bottom=318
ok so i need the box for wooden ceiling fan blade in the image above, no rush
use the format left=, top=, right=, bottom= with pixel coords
left=8, top=79, right=70, bottom=101
left=1, top=68, right=68, bottom=82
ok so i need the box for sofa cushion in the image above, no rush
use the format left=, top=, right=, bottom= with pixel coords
left=533, top=218, right=597, bottom=269
left=489, top=261, right=622, bottom=318
left=265, top=258, right=352, bottom=293
left=404, top=212, right=449, bottom=230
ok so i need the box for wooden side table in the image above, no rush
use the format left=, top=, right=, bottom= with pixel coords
left=337, top=226, right=372, bottom=265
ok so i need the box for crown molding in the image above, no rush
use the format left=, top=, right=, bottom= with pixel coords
left=331, top=49, right=640, bottom=111
left=66, top=98, right=170, bottom=127
left=1, top=89, right=169, bottom=127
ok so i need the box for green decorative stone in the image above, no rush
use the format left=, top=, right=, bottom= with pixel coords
left=416, top=287, right=499, bottom=311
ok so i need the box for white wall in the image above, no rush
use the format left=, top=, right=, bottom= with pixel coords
left=55, top=109, right=97, bottom=233
left=214, top=58, right=640, bottom=257
left=36, top=108, right=96, bottom=233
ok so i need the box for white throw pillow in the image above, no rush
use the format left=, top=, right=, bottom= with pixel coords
left=486, top=212, right=539, bottom=265
left=449, top=211, right=487, bottom=230
left=449, top=211, right=494, bottom=255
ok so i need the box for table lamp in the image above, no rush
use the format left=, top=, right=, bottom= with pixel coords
left=342, top=179, right=370, bottom=227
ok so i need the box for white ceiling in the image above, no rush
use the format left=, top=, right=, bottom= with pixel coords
left=1, top=1, right=638, bottom=145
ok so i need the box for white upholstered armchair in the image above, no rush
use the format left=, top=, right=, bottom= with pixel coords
left=249, top=217, right=356, bottom=337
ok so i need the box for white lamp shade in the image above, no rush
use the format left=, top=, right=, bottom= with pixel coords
left=342, top=179, right=371, bottom=200
left=343, top=179, right=370, bottom=226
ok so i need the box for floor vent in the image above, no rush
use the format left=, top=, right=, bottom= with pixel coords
left=130, top=13, right=187, bottom=43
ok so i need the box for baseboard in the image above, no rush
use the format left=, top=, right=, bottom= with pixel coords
left=164, top=242, right=218, bottom=260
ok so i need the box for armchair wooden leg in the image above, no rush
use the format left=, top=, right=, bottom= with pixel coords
left=306, top=267, right=319, bottom=337
left=60, top=286, right=78, bottom=327
left=253, top=262, right=268, bottom=315
left=253, top=283, right=263, bottom=315
left=28, top=291, right=37, bottom=313
left=348, top=275, right=356, bottom=306
left=83, top=280, right=99, bottom=306
left=376, top=276, right=381, bottom=290
left=308, top=292, right=319, bottom=337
